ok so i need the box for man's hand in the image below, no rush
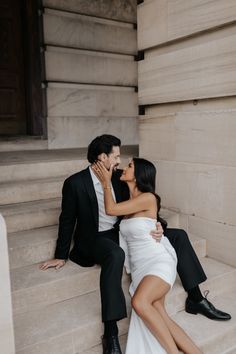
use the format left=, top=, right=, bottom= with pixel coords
left=150, top=222, right=163, bottom=242
left=39, top=258, right=66, bottom=270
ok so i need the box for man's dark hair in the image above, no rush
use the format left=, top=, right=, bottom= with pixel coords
left=87, top=134, right=121, bottom=163
left=133, top=157, right=161, bottom=213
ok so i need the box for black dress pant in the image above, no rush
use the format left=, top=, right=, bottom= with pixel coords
left=165, top=228, right=207, bottom=291
left=92, top=228, right=127, bottom=322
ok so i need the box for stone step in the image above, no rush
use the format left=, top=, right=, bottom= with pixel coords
left=0, top=146, right=137, bottom=183
left=14, top=290, right=130, bottom=354
left=8, top=226, right=58, bottom=269
left=45, top=46, right=137, bottom=86
left=14, top=285, right=236, bottom=354
left=0, top=148, right=88, bottom=182
left=175, top=290, right=236, bottom=354
left=7, top=216, right=205, bottom=270
left=11, top=261, right=101, bottom=315
left=82, top=334, right=127, bottom=354
left=44, top=9, right=137, bottom=55
left=166, top=257, right=236, bottom=316
left=11, top=255, right=235, bottom=317
left=0, top=136, right=48, bottom=152
left=0, top=198, right=61, bottom=234
left=7, top=208, right=180, bottom=269
left=0, top=177, right=65, bottom=205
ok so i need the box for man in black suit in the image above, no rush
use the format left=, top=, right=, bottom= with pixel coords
left=40, top=134, right=231, bottom=354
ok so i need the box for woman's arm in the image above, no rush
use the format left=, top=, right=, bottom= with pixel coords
left=92, top=162, right=154, bottom=216
left=103, top=187, right=154, bottom=216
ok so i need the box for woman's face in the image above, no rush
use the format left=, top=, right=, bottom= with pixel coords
left=120, top=160, right=135, bottom=182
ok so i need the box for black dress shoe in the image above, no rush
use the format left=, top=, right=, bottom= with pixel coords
left=102, top=335, right=122, bottom=354
left=185, top=291, right=231, bottom=321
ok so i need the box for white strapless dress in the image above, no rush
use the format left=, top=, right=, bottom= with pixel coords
left=119, top=217, right=177, bottom=354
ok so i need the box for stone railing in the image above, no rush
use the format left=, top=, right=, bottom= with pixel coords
left=0, top=214, right=15, bottom=353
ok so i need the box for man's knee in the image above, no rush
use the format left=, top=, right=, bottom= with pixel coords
left=107, top=247, right=125, bottom=265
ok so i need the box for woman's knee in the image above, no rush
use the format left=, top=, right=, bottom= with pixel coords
left=131, top=294, right=150, bottom=317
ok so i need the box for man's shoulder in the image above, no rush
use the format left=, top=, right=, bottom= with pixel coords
left=65, top=167, right=89, bottom=185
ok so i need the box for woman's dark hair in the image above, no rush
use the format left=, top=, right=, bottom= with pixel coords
left=87, top=134, right=121, bottom=163
left=133, top=157, right=161, bottom=213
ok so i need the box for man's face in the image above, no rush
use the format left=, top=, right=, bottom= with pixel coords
left=103, top=146, right=121, bottom=171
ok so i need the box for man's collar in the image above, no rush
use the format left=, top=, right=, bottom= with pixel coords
left=89, top=165, right=100, bottom=185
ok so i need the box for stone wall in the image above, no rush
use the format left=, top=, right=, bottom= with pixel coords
left=138, top=0, right=236, bottom=267
left=42, top=0, right=138, bottom=149
left=0, top=214, right=15, bottom=353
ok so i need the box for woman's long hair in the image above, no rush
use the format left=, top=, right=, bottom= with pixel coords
left=133, top=157, right=161, bottom=213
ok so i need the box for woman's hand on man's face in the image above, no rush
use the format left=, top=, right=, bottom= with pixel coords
left=92, top=161, right=113, bottom=187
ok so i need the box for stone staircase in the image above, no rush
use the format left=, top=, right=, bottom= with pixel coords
left=0, top=149, right=236, bottom=354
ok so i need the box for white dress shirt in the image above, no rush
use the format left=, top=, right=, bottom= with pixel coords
left=89, top=166, right=118, bottom=232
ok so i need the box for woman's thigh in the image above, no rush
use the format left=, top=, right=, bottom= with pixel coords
left=133, top=275, right=171, bottom=304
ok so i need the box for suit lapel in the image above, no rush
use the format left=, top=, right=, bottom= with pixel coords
left=82, top=167, right=99, bottom=229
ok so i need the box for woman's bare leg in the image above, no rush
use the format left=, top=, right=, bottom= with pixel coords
left=131, top=275, right=179, bottom=354
left=153, top=298, right=202, bottom=354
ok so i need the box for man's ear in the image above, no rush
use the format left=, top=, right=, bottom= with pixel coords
left=98, top=153, right=107, bottom=162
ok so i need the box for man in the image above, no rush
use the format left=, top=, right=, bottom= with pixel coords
left=40, top=134, right=230, bottom=354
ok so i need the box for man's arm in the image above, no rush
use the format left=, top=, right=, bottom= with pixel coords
left=40, top=178, right=77, bottom=270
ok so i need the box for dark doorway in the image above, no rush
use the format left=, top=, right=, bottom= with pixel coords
left=0, top=0, right=46, bottom=137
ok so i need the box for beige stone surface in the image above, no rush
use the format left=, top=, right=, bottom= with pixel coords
left=47, top=83, right=138, bottom=117
left=138, top=0, right=236, bottom=50
left=14, top=290, right=130, bottom=353
left=0, top=214, right=15, bottom=354
left=45, top=46, right=137, bottom=86
left=175, top=290, right=236, bottom=353
left=48, top=116, right=138, bottom=149
left=0, top=149, right=88, bottom=182
left=44, top=9, right=137, bottom=55
left=11, top=262, right=100, bottom=314
left=139, top=98, right=236, bottom=167
left=0, top=198, right=60, bottom=233
left=43, top=0, right=137, bottom=23
left=188, top=215, right=236, bottom=267
left=0, top=137, right=47, bottom=152
left=0, top=177, right=64, bottom=205
left=152, top=160, right=236, bottom=226
left=138, top=24, right=236, bottom=104
left=14, top=272, right=236, bottom=353
left=8, top=226, right=58, bottom=269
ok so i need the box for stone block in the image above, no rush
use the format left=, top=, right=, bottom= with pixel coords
left=188, top=215, right=236, bottom=267
left=139, top=97, right=236, bottom=167
left=47, top=83, right=138, bottom=117
left=138, top=25, right=236, bottom=104
left=152, top=160, right=236, bottom=226
left=0, top=199, right=61, bottom=233
left=44, top=9, right=137, bottom=55
left=0, top=177, right=64, bottom=205
left=0, top=150, right=88, bottom=182
left=46, top=46, right=137, bottom=86
left=138, top=0, right=236, bottom=49
left=43, top=0, right=137, bottom=23
left=48, top=116, right=138, bottom=149
left=8, top=226, right=58, bottom=269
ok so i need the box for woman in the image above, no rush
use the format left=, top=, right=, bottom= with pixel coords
left=92, top=158, right=202, bottom=354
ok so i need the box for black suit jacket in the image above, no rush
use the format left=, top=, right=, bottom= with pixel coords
left=55, top=167, right=129, bottom=267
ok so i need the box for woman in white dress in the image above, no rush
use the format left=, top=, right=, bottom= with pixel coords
left=92, top=158, right=202, bottom=354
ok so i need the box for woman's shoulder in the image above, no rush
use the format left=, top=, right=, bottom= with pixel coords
left=138, top=192, right=156, bottom=202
